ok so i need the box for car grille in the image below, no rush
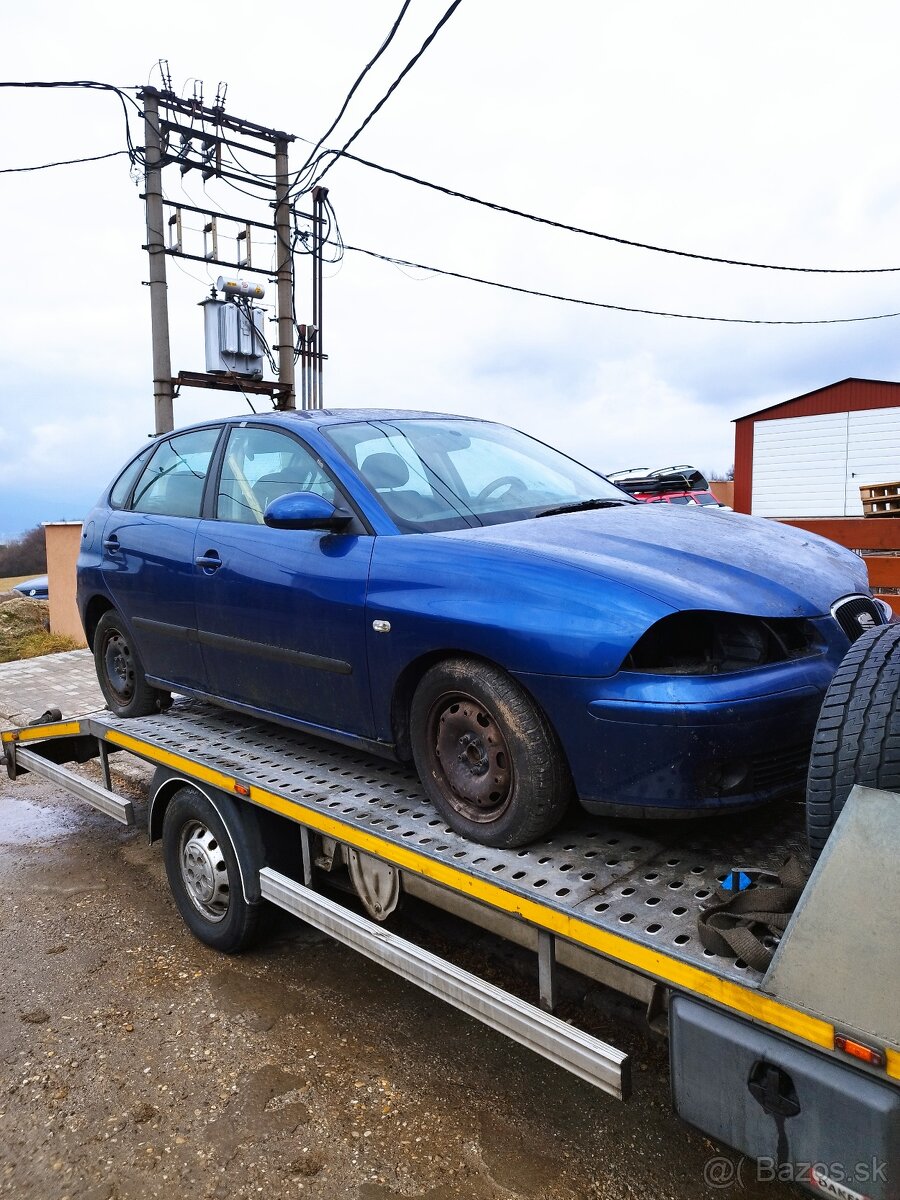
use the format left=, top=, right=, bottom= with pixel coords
left=832, top=595, right=884, bottom=643
left=750, top=744, right=809, bottom=791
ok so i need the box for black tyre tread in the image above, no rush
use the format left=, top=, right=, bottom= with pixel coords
left=93, top=609, right=166, bottom=718
left=807, top=624, right=900, bottom=858
left=410, top=657, right=572, bottom=849
left=162, top=787, right=261, bottom=953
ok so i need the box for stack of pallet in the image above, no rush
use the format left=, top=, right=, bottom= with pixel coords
left=860, top=481, right=900, bottom=518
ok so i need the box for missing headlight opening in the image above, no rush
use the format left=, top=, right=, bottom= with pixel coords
left=623, top=612, right=817, bottom=675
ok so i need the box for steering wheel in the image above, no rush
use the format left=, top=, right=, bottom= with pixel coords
left=475, top=475, right=528, bottom=504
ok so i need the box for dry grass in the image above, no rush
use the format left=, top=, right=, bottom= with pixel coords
left=0, top=574, right=35, bottom=590
left=0, top=592, right=79, bottom=664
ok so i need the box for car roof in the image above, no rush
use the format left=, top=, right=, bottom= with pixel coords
left=167, top=409, right=480, bottom=434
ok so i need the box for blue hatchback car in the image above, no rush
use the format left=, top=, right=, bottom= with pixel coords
left=77, top=410, right=885, bottom=847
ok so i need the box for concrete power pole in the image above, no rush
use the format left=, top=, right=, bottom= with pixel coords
left=273, top=137, right=295, bottom=410
left=142, top=88, right=175, bottom=435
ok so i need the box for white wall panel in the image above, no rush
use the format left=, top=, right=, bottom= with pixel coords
left=751, top=413, right=848, bottom=517
left=845, top=408, right=900, bottom=514
left=750, top=406, right=900, bottom=517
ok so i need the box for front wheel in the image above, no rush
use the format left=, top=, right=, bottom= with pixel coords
left=162, top=787, right=261, bottom=952
left=93, top=609, right=169, bottom=718
left=409, top=658, right=572, bottom=848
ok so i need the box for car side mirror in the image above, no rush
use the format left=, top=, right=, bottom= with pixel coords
left=264, top=491, right=353, bottom=531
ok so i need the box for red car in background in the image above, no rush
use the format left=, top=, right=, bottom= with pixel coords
left=606, top=465, right=729, bottom=508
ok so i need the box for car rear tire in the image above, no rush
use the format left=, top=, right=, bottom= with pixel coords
left=162, top=786, right=261, bottom=953
left=94, top=609, right=169, bottom=718
left=410, top=657, right=573, bottom=848
left=806, top=623, right=900, bottom=860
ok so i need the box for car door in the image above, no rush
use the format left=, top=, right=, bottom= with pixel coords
left=194, top=423, right=376, bottom=737
left=100, top=426, right=222, bottom=691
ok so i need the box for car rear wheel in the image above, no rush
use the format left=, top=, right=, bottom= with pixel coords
left=410, top=658, right=573, bottom=848
left=806, top=623, right=900, bottom=860
left=94, top=609, right=169, bottom=718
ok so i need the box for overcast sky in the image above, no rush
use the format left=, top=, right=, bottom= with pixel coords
left=3, top=1, right=900, bottom=538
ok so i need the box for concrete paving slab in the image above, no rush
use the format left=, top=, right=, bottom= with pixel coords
left=0, top=649, right=103, bottom=729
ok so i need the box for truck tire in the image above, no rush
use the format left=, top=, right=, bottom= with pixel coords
left=162, top=786, right=261, bottom=952
left=410, top=657, right=573, bottom=848
left=806, top=623, right=900, bottom=860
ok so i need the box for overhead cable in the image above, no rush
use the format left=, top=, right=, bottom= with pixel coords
left=0, top=149, right=128, bottom=174
left=328, top=150, right=900, bottom=275
left=0, top=80, right=145, bottom=167
left=343, top=242, right=900, bottom=324
left=292, top=0, right=414, bottom=186
left=295, top=0, right=464, bottom=193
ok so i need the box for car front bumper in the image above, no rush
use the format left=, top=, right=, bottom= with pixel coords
left=514, top=644, right=844, bottom=817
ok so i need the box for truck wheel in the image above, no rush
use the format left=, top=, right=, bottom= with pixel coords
left=410, top=658, right=573, bottom=848
left=807, top=623, right=900, bottom=860
left=94, top=609, right=169, bottom=718
left=162, top=786, right=261, bottom=952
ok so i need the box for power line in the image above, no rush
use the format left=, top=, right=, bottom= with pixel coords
left=0, top=149, right=128, bottom=174
left=293, top=0, right=413, bottom=186
left=0, top=80, right=145, bottom=167
left=343, top=242, right=900, bottom=325
left=9, top=77, right=899, bottom=277
left=296, top=0, right=464, bottom=194
left=327, top=149, right=900, bottom=276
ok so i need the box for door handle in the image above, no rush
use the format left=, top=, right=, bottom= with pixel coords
left=195, top=550, right=222, bottom=573
left=102, top=535, right=120, bottom=552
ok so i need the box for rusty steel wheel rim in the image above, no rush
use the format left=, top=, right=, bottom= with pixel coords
left=427, top=691, right=514, bottom=823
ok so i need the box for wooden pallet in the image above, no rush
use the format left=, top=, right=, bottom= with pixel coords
left=860, top=481, right=900, bottom=518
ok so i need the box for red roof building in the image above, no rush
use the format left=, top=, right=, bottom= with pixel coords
left=733, top=378, right=900, bottom=516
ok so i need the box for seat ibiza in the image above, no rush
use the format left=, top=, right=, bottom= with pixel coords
left=77, top=410, right=885, bottom=847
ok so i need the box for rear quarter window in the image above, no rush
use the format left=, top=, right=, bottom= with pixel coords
left=109, top=446, right=154, bottom=509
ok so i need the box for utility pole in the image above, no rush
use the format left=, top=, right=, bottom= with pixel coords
left=142, top=88, right=175, bottom=434
left=274, top=137, right=295, bottom=410
left=312, top=186, right=327, bottom=410
left=137, top=83, right=324, bottom=426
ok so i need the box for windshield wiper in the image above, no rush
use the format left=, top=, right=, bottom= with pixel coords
left=536, top=498, right=632, bottom=518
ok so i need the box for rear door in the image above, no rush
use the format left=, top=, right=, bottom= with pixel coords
left=100, top=426, right=222, bottom=691
left=194, top=423, right=376, bottom=737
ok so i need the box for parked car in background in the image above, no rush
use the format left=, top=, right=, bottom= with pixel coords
left=77, top=411, right=885, bottom=847
left=13, top=575, right=49, bottom=600
left=607, top=465, right=728, bottom=507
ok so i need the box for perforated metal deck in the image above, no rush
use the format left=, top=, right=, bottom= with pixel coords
left=89, top=699, right=806, bottom=989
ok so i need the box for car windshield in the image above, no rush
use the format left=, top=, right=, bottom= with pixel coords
left=324, top=418, right=631, bottom=532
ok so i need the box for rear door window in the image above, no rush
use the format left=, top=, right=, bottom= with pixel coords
left=131, top=428, right=220, bottom=517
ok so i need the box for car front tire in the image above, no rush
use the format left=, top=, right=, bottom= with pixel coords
left=410, top=657, right=573, bottom=848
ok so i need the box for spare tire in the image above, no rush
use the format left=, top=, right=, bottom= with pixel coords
left=806, top=622, right=900, bottom=860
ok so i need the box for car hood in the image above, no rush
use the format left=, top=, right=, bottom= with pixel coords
left=438, top=504, right=868, bottom=617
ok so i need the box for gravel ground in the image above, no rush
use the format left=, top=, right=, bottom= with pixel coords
left=0, top=653, right=788, bottom=1200
left=0, top=765, right=792, bottom=1200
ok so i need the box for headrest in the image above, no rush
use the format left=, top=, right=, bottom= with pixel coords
left=361, top=452, right=410, bottom=490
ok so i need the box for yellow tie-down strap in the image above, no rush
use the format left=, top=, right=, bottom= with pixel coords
left=101, top=726, right=900, bottom=1083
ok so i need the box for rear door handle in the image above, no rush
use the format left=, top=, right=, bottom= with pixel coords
left=102, top=535, right=120, bottom=552
left=195, top=550, right=222, bottom=573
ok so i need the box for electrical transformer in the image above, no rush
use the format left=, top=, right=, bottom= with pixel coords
left=201, top=297, right=265, bottom=379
